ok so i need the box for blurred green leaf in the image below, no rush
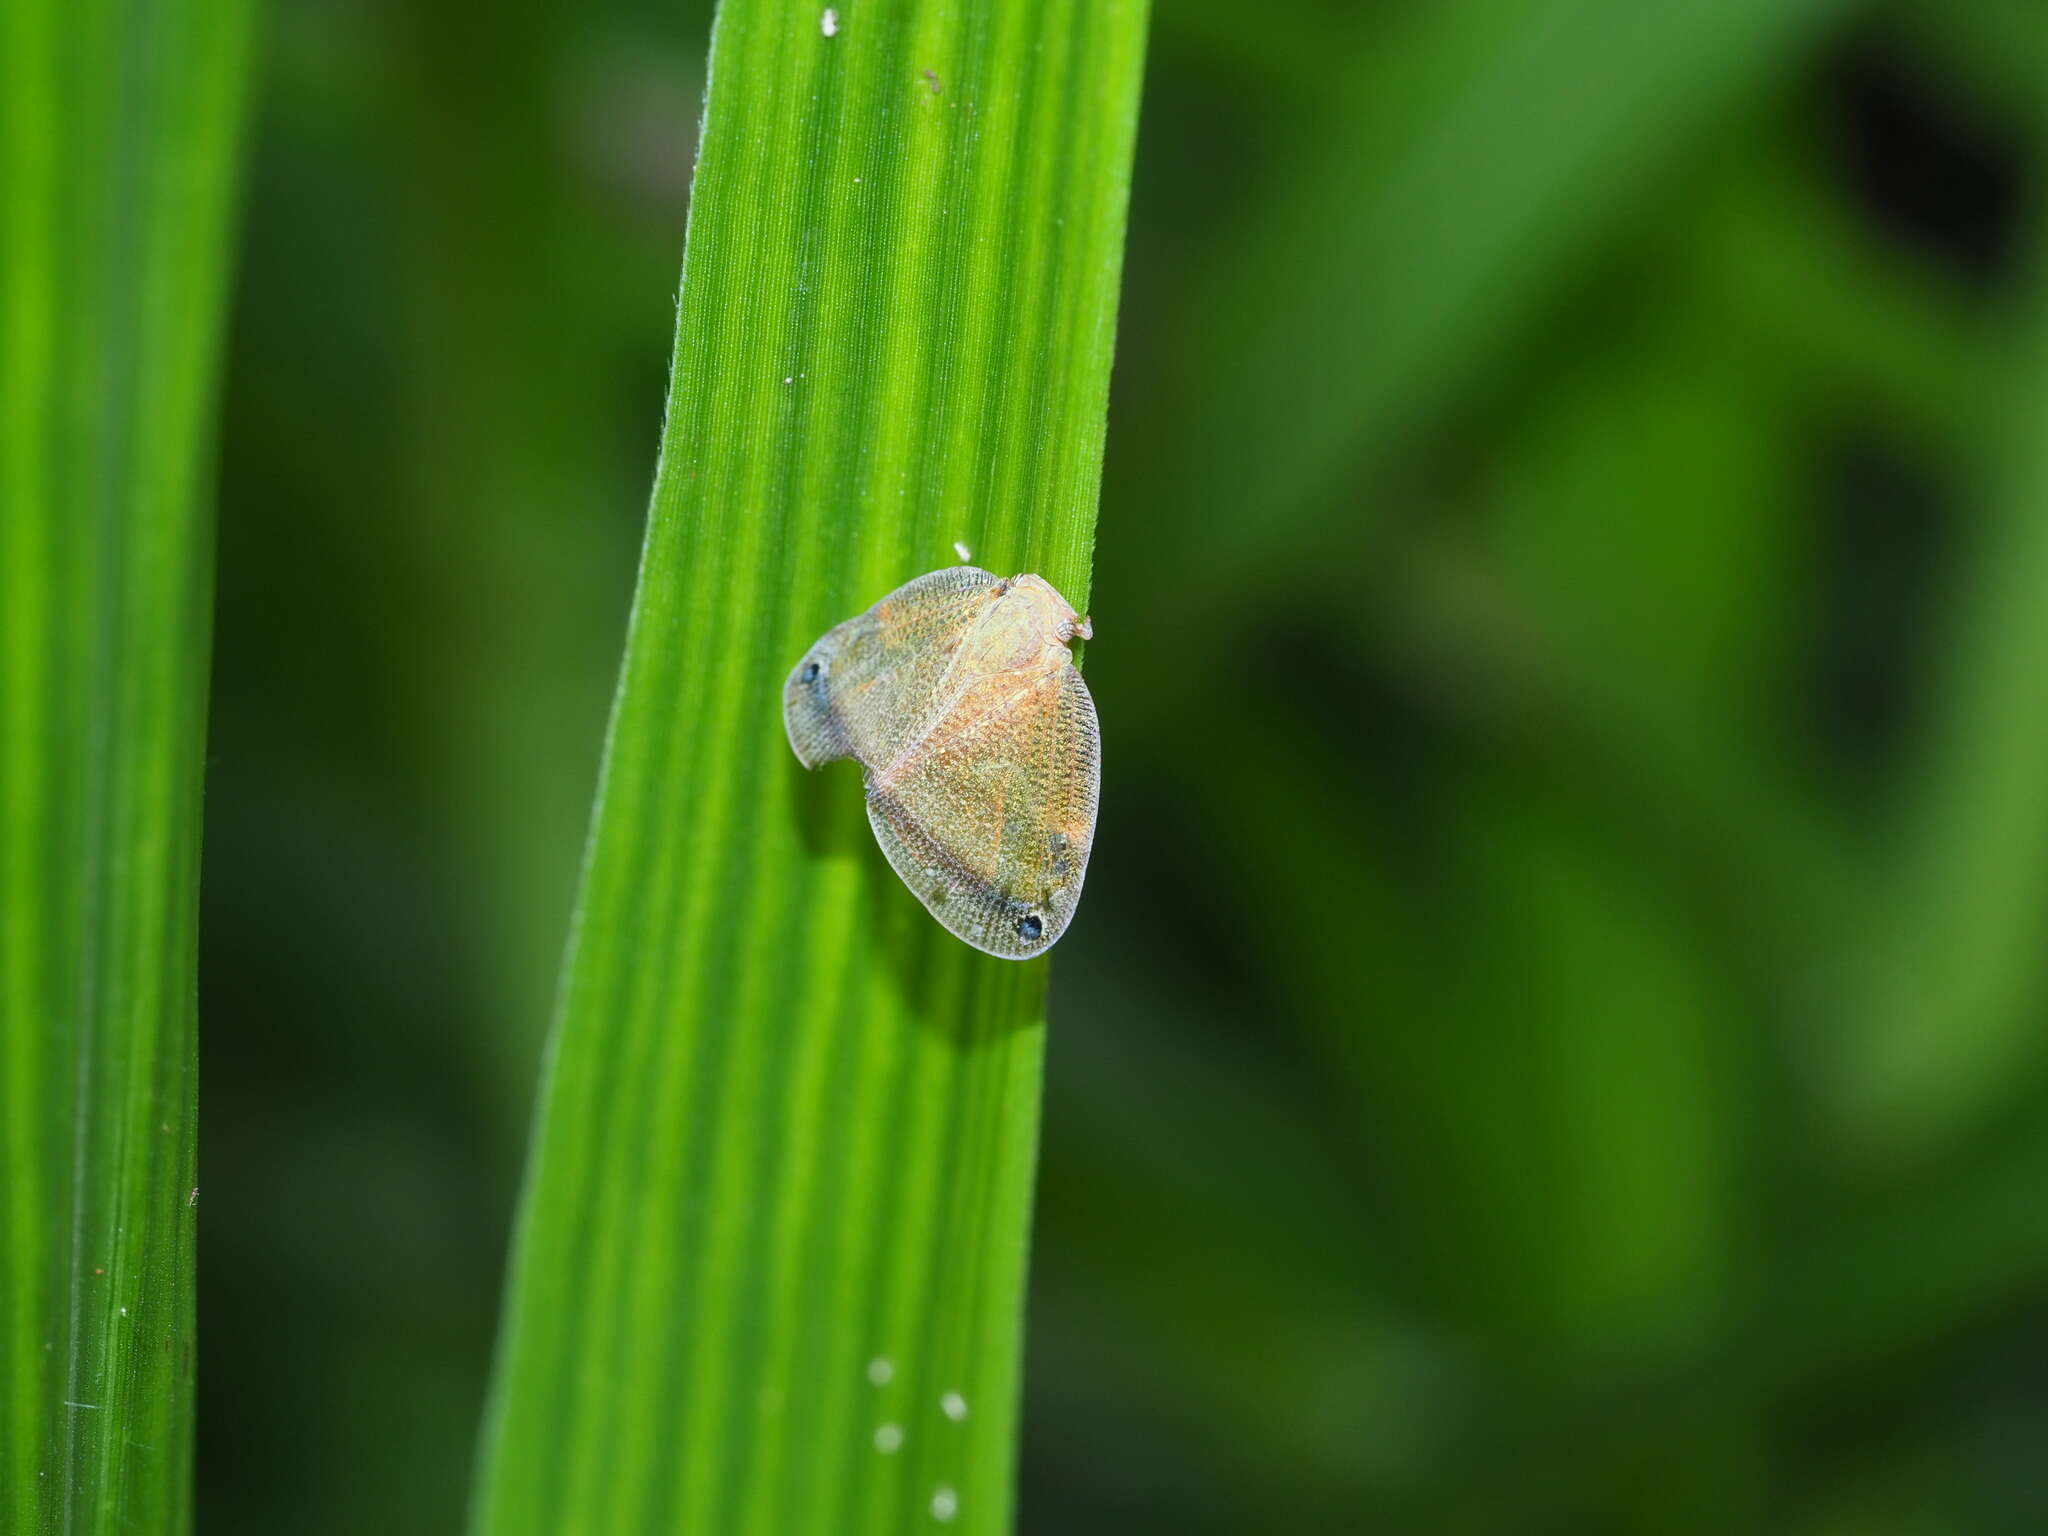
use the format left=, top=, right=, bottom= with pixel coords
left=0, top=0, right=253, bottom=1529
left=1836, top=228, right=2048, bottom=1154
left=470, top=1, right=1146, bottom=1532
left=1138, top=0, right=1868, bottom=582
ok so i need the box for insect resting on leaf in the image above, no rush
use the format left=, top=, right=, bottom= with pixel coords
left=783, top=565, right=1099, bottom=959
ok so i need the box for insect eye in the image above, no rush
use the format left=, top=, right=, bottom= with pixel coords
left=1017, top=914, right=1044, bottom=944
left=800, top=660, right=821, bottom=683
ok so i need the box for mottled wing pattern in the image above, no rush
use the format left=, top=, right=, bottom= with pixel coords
left=866, top=663, right=1099, bottom=958
left=783, top=566, right=1004, bottom=769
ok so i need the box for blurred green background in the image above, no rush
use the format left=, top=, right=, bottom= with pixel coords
left=199, top=0, right=2048, bottom=1530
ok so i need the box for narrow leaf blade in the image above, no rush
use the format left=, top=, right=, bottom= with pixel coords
left=0, top=0, right=254, bottom=1529
left=472, top=1, right=1147, bottom=1533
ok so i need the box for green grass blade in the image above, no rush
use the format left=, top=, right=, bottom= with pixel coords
left=0, top=0, right=254, bottom=1530
left=471, top=1, right=1147, bottom=1532
left=1831, top=232, right=2048, bottom=1155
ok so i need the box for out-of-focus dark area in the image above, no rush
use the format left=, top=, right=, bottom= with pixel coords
left=200, top=0, right=2048, bottom=1530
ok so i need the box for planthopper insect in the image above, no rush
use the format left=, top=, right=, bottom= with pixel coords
left=784, top=565, right=1098, bottom=958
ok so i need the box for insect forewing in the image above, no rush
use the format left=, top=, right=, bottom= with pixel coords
left=783, top=566, right=1003, bottom=769
left=865, top=664, right=1098, bottom=958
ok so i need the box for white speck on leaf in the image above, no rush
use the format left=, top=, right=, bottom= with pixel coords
left=821, top=7, right=839, bottom=35
left=867, top=1356, right=894, bottom=1385
left=931, top=1486, right=959, bottom=1522
left=941, top=1390, right=968, bottom=1421
left=874, top=1422, right=903, bottom=1452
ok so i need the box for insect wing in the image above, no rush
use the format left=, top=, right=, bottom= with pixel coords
left=866, top=663, right=1098, bottom=958
left=784, top=566, right=1004, bottom=769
